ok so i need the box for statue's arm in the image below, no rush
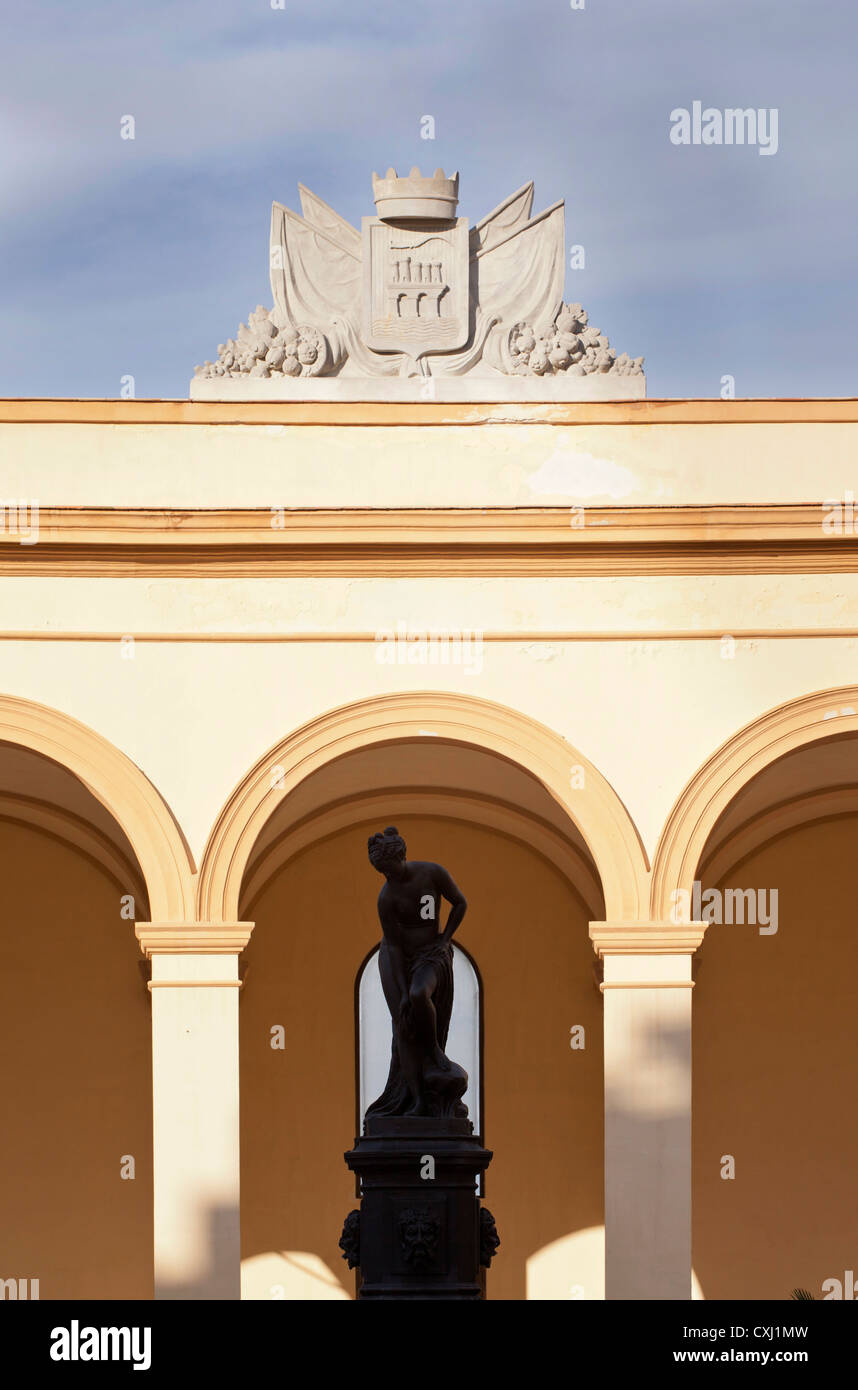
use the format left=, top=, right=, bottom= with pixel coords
left=435, top=864, right=467, bottom=944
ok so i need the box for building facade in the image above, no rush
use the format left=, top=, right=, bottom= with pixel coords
left=1, top=395, right=857, bottom=1300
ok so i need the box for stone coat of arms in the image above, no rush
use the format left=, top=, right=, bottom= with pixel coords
left=193, top=166, right=644, bottom=400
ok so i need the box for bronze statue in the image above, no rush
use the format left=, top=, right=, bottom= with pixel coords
left=366, top=826, right=469, bottom=1121
left=342, top=825, right=498, bottom=1297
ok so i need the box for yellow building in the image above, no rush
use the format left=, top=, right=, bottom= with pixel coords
left=1, top=392, right=857, bottom=1301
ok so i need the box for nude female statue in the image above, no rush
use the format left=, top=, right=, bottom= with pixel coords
left=366, top=826, right=469, bottom=1121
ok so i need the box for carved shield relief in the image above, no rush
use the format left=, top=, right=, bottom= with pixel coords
left=362, top=217, right=469, bottom=355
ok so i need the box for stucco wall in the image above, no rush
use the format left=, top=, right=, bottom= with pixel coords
left=2, top=412, right=857, bottom=507
left=693, top=814, right=858, bottom=1299
left=0, top=822, right=153, bottom=1298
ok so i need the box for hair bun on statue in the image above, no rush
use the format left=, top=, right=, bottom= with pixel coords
left=368, top=825, right=407, bottom=866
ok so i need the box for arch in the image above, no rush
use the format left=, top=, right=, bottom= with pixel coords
left=239, top=789, right=603, bottom=922
left=0, top=694, right=195, bottom=921
left=198, top=691, right=648, bottom=923
left=699, top=784, right=858, bottom=889
left=651, top=685, right=858, bottom=920
left=0, top=792, right=148, bottom=905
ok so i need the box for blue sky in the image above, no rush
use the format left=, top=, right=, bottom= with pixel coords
left=1, top=0, right=855, bottom=398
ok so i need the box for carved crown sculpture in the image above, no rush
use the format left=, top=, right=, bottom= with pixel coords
left=371, top=166, right=459, bottom=221
left=192, top=167, right=644, bottom=400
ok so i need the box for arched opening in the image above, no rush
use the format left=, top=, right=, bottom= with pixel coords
left=356, top=939, right=483, bottom=1142
left=0, top=741, right=154, bottom=1297
left=229, top=702, right=622, bottom=1300
left=689, top=728, right=858, bottom=1298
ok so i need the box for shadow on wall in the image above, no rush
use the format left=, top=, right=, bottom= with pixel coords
left=154, top=1205, right=240, bottom=1301
left=599, top=999, right=703, bottom=1301
left=238, top=815, right=605, bottom=1300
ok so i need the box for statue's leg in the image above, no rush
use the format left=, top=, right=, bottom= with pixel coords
left=408, top=962, right=444, bottom=1064
left=373, top=940, right=421, bottom=1114
left=376, top=940, right=400, bottom=1016
left=398, top=1008, right=424, bottom=1113
left=396, top=962, right=441, bottom=1116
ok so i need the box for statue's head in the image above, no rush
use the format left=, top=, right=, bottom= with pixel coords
left=368, top=825, right=407, bottom=876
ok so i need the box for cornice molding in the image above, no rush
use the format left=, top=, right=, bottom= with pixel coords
left=2, top=504, right=858, bottom=577
left=0, top=399, right=855, bottom=425
left=2, top=628, right=858, bottom=643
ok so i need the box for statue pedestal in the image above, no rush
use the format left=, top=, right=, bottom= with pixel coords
left=341, top=1117, right=497, bottom=1300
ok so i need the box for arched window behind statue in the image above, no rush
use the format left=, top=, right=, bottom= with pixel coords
left=356, top=942, right=483, bottom=1140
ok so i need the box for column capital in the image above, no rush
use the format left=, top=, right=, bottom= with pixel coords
left=589, top=920, right=708, bottom=958
left=135, top=922, right=254, bottom=958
